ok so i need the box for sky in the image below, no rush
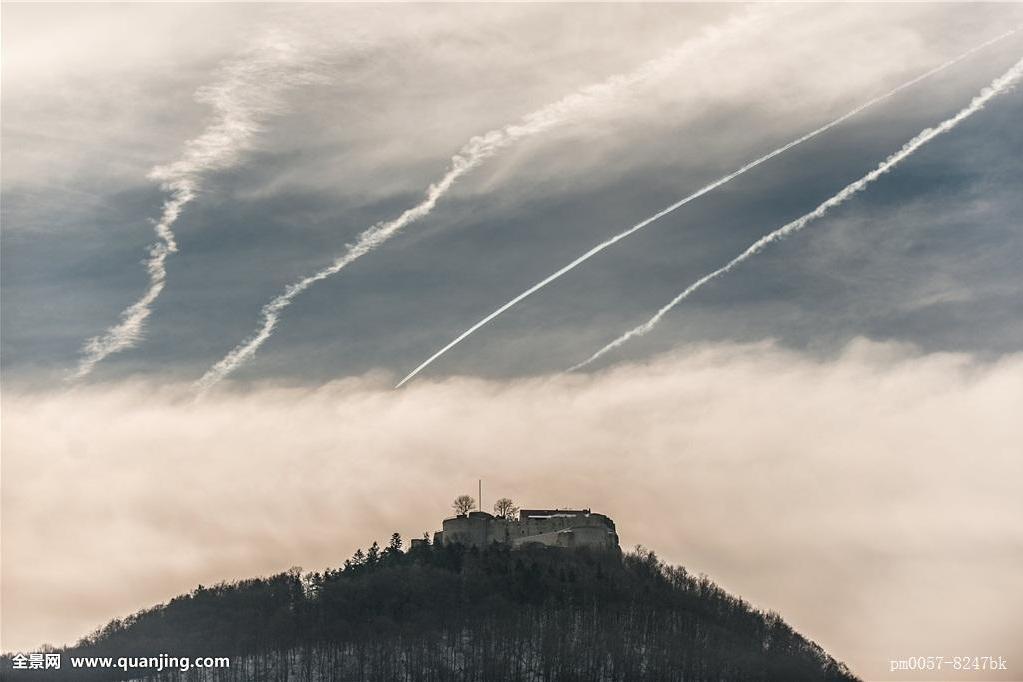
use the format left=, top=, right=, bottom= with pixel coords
left=2, top=4, right=1022, bottom=680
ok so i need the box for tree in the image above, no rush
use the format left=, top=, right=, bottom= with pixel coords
left=385, top=533, right=403, bottom=559
left=452, top=495, right=475, bottom=516
left=493, top=498, right=519, bottom=520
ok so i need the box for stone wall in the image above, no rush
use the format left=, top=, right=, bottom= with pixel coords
left=436, top=509, right=619, bottom=550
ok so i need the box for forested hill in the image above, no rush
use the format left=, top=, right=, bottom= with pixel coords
left=3, top=538, right=858, bottom=681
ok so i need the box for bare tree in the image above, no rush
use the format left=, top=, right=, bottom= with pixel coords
left=452, top=495, right=475, bottom=516
left=493, top=497, right=519, bottom=520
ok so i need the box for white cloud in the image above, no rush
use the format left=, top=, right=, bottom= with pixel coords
left=7, top=3, right=1020, bottom=207
left=3, top=339, right=1021, bottom=679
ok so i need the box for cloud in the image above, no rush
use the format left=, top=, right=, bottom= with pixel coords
left=66, top=31, right=329, bottom=380
left=227, top=3, right=1023, bottom=205
left=193, top=6, right=776, bottom=394
left=8, top=4, right=1017, bottom=207
left=568, top=56, right=1023, bottom=372
left=5, top=3, right=1023, bottom=388
left=3, top=339, right=1022, bottom=679
left=395, top=36, right=1022, bottom=387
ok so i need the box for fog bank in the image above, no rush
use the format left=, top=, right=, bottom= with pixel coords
left=3, top=339, right=1021, bottom=679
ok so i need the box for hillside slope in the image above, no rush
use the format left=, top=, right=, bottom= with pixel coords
left=3, top=539, right=858, bottom=681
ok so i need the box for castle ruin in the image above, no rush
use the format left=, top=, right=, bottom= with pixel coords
left=431, top=508, right=619, bottom=551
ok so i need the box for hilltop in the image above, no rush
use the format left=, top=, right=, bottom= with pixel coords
left=3, top=536, right=857, bottom=681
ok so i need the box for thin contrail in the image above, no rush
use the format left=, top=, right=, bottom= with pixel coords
left=569, top=55, right=1023, bottom=372
left=194, top=9, right=770, bottom=394
left=70, top=33, right=323, bottom=381
left=394, top=30, right=1018, bottom=388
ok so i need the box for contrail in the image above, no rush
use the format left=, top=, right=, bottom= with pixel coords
left=394, top=30, right=1018, bottom=388
left=70, top=33, right=323, bottom=381
left=194, top=9, right=770, bottom=394
left=569, top=55, right=1023, bottom=372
